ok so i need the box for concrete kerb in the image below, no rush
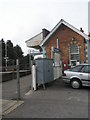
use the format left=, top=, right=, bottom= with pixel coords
left=2, top=99, right=24, bottom=116
left=25, top=90, right=34, bottom=96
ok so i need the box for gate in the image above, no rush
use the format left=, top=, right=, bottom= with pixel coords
left=51, top=47, right=62, bottom=80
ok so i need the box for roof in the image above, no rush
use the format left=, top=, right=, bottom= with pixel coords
left=40, top=19, right=89, bottom=46
left=25, top=32, right=42, bottom=43
left=25, top=32, right=43, bottom=48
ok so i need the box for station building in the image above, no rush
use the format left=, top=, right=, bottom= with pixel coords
left=25, top=19, right=89, bottom=69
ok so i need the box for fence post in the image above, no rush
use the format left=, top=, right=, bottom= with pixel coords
left=16, top=59, right=21, bottom=100
left=29, top=53, right=33, bottom=90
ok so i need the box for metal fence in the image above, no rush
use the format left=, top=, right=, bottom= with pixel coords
left=2, top=59, right=31, bottom=100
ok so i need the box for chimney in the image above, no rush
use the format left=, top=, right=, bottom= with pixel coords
left=42, top=29, right=50, bottom=40
left=80, top=27, right=84, bottom=33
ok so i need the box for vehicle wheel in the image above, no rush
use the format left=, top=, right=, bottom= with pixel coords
left=70, top=79, right=81, bottom=89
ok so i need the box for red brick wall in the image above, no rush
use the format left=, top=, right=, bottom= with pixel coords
left=45, top=24, right=87, bottom=66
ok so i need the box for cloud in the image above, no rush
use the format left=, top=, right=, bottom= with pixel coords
left=0, top=0, right=88, bottom=55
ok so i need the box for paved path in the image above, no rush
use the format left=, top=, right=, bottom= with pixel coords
left=3, top=79, right=89, bottom=118
left=1, top=99, right=24, bottom=116
left=2, top=75, right=31, bottom=100
left=1, top=75, right=31, bottom=118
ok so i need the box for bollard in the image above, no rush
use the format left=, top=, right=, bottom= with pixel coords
left=32, top=65, right=36, bottom=91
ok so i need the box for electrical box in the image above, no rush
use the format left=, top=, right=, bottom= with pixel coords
left=35, top=58, right=54, bottom=86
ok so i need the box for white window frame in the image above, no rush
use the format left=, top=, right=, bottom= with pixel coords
left=69, top=45, right=80, bottom=66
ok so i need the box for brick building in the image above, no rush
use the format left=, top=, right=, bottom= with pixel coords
left=26, top=19, right=89, bottom=68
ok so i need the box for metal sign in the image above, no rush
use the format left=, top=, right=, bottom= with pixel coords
left=53, top=48, right=61, bottom=53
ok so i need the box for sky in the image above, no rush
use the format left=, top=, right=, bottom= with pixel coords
left=0, top=0, right=89, bottom=55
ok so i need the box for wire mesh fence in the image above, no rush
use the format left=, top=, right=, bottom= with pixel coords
left=2, top=59, right=31, bottom=100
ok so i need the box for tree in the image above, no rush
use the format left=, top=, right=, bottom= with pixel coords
left=19, top=54, right=29, bottom=70
left=1, top=38, right=5, bottom=58
left=7, top=40, right=13, bottom=48
left=14, top=45, right=24, bottom=59
left=0, top=39, right=5, bottom=66
left=1, top=39, right=30, bottom=71
left=7, top=40, right=15, bottom=59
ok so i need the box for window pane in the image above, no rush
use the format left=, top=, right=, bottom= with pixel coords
left=88, top=66, right=90, bottom=73
left=71, top=54, right=79, bottom=61
left=81, top=65, right=90, bottom=73
left=70, top=65, right=83, bottom=72
left=70, top=45, right=79, bottom=63
left=70, top=45, right=79, bottom=54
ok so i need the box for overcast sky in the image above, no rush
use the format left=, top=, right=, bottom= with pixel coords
left=0, top=0, right=89, bottom=55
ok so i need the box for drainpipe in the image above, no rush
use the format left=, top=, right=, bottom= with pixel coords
left=51, top=46, right=54, bottom=59
left=57, top=37, right=59, bottom=49
left=83, top=38, right=86, bottom=63
left=87, top=40, right=90, bottom=64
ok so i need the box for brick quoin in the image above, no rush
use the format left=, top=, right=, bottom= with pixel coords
left=45, top=24, right=86, bottom=67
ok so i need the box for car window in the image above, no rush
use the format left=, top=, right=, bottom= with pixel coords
left=69, top=65, right=83, bottom=72
left=81, top=65, right=90, bottom=73
left=88, top=66, right=90, bottom=73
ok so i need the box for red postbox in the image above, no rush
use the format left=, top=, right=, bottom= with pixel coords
left=62, top=61, right=68, bottom=71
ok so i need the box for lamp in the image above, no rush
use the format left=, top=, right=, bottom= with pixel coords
left=72, top=37, right=75, bottom=41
